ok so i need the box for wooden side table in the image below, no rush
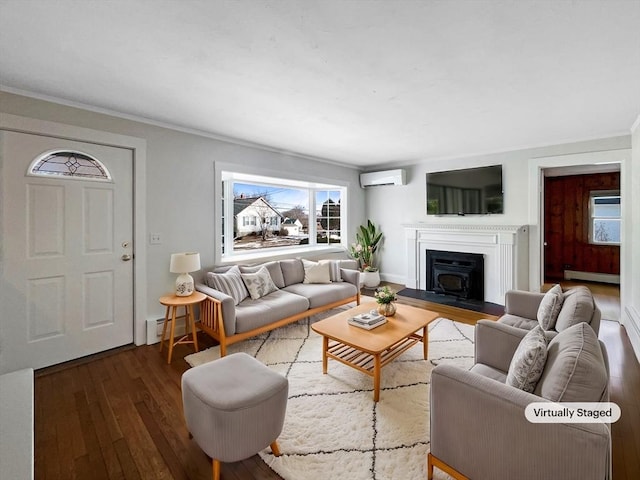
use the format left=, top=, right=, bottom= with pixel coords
left=159, top=291, right=206, bottom=364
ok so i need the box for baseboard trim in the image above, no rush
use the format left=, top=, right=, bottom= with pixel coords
left=622, top=305, right=640, bottom=363
left=564, top=270, right=620, bottom=284
left=380, top=272, right=406, bottom=285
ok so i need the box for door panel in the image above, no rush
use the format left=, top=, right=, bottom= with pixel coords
left=27, top=276, right=65, bottom=341
left=0, top=130, right=134, bottom=373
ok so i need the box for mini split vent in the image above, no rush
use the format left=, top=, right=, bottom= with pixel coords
left=359, top=169, right=406, bottom=187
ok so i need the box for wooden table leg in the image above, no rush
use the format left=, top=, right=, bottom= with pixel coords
left=322, top=336, right=328, bottom=374
left=423, top=325, right=429, bottom=360
left=167, top=306, right=177, bottom=364
left=159, top=305, right=170, bottom=353
left=183, top=305, right=189, bottom=338
left=189, top=304, right=199, bottom=352
left=373, top=353, right=381, bottom=402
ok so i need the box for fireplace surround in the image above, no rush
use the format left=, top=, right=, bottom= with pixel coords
left=404, top=224, right=529, bottom=305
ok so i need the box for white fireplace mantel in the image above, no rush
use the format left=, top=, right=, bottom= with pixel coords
left=404, top=224, right=529, bottom=305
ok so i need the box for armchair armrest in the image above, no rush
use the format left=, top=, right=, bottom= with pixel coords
left=430, top=364, right=610, bottom=480
left=195, top=283, right=237, bottom=336
left=339, top=268, right=360, bottom=288
left=504, top=290, right=544, bottom=319
left=475, top=320, right=528, bottom=372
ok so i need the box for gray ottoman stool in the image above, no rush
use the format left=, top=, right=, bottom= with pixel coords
left=181, top=352, right=288, bottom=480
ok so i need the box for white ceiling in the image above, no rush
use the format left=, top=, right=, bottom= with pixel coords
left=1, top=0, right=639, bottom=168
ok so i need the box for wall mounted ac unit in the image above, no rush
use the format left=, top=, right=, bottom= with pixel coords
left=360, top=169, right=406, bottom=187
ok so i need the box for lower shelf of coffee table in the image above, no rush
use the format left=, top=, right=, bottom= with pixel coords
left=326, top=334, right=422, bottom=375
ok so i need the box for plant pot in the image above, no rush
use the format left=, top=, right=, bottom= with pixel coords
left=377, top=302, right=396, bottom=317
left=360, top=270, right=381, bottom=289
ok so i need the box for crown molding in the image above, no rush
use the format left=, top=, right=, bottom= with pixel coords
left=0, top=85, right=359, bottom=171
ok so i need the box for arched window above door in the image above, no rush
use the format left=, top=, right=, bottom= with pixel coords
left=28, top=150, right=112, bottom=181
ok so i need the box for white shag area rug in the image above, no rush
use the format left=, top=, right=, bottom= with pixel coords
left=185, top=304, right=475, bottom=480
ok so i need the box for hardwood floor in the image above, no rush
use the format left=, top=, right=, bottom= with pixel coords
left=35, top=283, right=639, bottom=479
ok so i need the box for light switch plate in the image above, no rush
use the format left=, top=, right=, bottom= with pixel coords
left=149, top=233, right=162, bottom=245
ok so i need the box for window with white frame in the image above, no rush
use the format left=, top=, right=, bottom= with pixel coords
left=589, top=191, right=621, bottom=245
left=221, top=171, right=346, bottom=257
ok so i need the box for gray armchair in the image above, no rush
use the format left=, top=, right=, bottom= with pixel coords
left=498, top=286, right=601, bottom=336
left=428, top=320, right=611, bottom=480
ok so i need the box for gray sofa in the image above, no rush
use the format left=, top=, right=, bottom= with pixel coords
left=498, top=285, right=601, bottom=336
left=196, top=258, right=360, bottom=355
left=428, top=320, right=611, bottom=480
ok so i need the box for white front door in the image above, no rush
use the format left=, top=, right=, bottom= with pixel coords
left=0, top=131, right=134, bottom=373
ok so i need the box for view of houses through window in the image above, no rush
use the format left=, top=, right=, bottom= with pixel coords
left=221, top=173, right=344, bottom=255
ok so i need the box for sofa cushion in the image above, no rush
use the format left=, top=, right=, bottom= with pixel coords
left=506, top=325, right=548, bottom=393
left=206, top=265, right=248, bottom=306
left=239, top=261, right=285, bottom=289
left=235, top=290, right=309, bottom=333
left=302, top=259, right=331, bottom=284
left=470, top=363, right=508, bottom=383
left=537, top=284, right=564, bottom=330
left=498, top=314, right=539, bottom=331
left=554, top=286, right=595, bottom=332
left=241, top=266, right=279, bottom=300
left=319, top=259, right=344, bottom=282
left=534, top=323, right=608, bottom=402
left=280, top=259, right=305, bottom=286
left=283, top=282, right=358, bottom=309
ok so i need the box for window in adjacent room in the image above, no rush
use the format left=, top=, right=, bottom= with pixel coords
left=589, top=191, right=621, bottom=245
left=220, top=171, right=346, bottom=257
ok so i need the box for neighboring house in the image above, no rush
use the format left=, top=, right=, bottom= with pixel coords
left=281, top=217, right=303, bottom=235
left=234, top=196, right=284, bottom=237
left=319, top=198, right=341, bottom=231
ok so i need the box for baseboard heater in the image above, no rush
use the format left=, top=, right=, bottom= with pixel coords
left=146, top=317, right=187, bottom=345
left=564, top=270, right=620, bottom=285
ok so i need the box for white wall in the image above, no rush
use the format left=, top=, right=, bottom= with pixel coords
left=622, top=116, right=640, bottom=360
left=0, top=91, right=365, bottom=339
left=365, top=136, right=631, bottom=287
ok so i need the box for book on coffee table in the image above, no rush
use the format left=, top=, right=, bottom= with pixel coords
left=348, top=312, right=386, bottom=330
left=351, top=312, right=384, bottom=324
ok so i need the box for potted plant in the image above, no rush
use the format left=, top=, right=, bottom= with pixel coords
left=374, top=285, right=397, bottom=316
left=349, top=220, right=383, bottom=288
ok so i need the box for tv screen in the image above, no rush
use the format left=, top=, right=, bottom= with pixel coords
left=426, top=165, right=503, bottom=215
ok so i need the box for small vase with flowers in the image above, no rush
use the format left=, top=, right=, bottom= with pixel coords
left=374, top=285, right=397, bottom=317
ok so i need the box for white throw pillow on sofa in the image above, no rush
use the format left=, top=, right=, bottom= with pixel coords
left=301, top=259, right=331, bottom=284
left=319, top=259, right=343, bottom=282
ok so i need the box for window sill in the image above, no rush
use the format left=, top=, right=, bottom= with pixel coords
left=220, top=245, right=347, bottom=265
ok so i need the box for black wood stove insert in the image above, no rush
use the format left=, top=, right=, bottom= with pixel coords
left=425, top=249, right=484, bottom=301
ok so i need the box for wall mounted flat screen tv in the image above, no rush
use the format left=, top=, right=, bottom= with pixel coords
left=426, top=165, right=503, bottom=215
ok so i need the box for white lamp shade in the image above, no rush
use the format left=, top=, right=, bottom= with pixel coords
left=170, top=252, right=201, bottom=296
left=170, top=252, right=201, bottom=274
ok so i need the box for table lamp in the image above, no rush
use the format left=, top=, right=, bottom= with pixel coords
left=170, top=252, right=201, bottom=296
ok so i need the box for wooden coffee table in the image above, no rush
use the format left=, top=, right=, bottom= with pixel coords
left=311, top=302, right=439, bottom=402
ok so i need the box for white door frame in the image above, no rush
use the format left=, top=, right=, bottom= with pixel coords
left=1, top=113, right=147, bottom=346
left=527, top=148, right=630, bottom=294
